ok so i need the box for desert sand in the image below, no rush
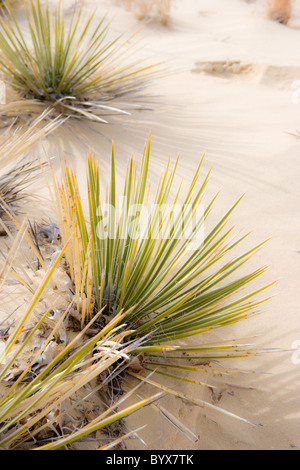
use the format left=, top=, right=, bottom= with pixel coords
left=2, top=0, right=300, bottom=450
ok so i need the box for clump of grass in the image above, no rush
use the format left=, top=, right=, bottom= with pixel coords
left=52, top=136, right=273, bottom=428
left=0, top=0, right=158, bottom=123
left=266, top=0, right=292, bottom=25
left=116, top=0, right=171, bottom=25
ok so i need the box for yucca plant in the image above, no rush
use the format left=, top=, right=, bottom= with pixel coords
left=0, top=0, right=158, bottom=123
left=0, top=219, right=164, bottom=449
left=0, top=111, right=62, bottom=216
left=52, top=135, right=273, bottom=429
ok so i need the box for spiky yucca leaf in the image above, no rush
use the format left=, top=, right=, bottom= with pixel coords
left=0, top=0, right=158, bottom=123
left=0, top=111, right=62, bottom=215
left=0, top=111, right=61, bottom=170
left=53, top=136, right=272, bottom=427
left=0, top=222, right=163, bottom=450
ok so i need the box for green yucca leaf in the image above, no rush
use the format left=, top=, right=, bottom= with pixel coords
left=0, top=0, right=159, bottom=122
left=128, top=371, right=256, bottom=426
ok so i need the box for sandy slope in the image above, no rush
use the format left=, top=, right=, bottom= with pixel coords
left=3, top=0, right=300, bottom=450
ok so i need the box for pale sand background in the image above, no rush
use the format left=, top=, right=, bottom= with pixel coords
left=9, top=0, right=300, bottom=449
